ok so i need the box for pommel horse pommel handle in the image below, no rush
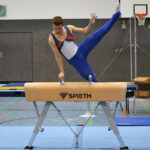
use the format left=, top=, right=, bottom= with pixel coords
left=59, top=75, right=64, bottom=85
left=88, top=74, right=93, bottom=86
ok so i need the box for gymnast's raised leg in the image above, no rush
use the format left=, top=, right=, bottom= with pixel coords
left=68, top=3, right=121, bottom=82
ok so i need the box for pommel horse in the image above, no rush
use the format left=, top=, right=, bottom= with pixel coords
left=24, top=76, right=130, bottom=150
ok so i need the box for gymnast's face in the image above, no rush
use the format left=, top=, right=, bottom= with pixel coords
left=53, top=24, right=64, bottom=35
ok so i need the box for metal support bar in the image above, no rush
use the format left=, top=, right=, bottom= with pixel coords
left=113, top=102, right=119, bottom=118
left=113, top=102, right=123, bottom=118
left=26, top=101, right=51, bottom=148
left=134, top=15, right=137, bottom=78
left=100, top=101, right=126, bottom=148
left=51, top=101, right=94, bottom=148
left=119, top=102, right=124, bottom=112
left=133, top=96, right=136, bottom=115
left=33, top=101, right=40, bottom=118
left=129, top=18, right=133, bottom=81
left=126, top=98, right=130, bottom=114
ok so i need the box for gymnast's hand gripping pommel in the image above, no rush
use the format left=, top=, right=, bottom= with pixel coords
left=89, top=13, right=97, bottom=25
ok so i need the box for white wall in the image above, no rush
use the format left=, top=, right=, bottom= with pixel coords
left=0, top=0, right=149, bottom=20
left=0, top=0, right=118, bottom=20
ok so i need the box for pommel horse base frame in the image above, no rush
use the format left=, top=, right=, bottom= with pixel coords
left=24, top=76, right=128, bottom=150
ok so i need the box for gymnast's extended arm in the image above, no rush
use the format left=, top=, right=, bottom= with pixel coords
left=48, top=35, right=65, bottom=79
left=68, top=13, right=97, bottom=35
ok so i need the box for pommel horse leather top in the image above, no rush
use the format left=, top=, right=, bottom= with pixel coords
left=24, top=82, right=127, bottom=102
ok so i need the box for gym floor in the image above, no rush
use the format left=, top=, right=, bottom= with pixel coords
left=1, top=96, right=150, bottom=150
left=1, top=97, right=150, bottom=126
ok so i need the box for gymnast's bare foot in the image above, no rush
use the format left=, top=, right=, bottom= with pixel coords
left=115, top=1, right=121, bottom=13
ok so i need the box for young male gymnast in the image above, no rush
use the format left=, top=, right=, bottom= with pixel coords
left=49, top=2, right=121, bottom=82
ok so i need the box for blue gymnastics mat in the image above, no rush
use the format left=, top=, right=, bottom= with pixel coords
left=0, top=126, right=150, bottom=150
left=115, top=117, right=150, bottom=126
left=2, top=82, right=25, bottom=87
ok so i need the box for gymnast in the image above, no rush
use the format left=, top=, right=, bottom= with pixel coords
left=48, top=2, right=121, bottom=82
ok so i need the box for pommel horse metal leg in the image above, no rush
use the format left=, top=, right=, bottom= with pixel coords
left=51, top=101, right=95, bottom=148
left=24, top=101, right=51, bottom=150
left=113, top=101, right=123, bottom=118
left=33, top=101, right=40, bottom=118
left=99, top=101, right=128, bottom=150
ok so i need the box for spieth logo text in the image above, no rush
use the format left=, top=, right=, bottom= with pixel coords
left=59, top=92, right=92, bottom=99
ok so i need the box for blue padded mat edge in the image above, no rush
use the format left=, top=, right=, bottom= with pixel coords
left=115, top=117, right=150, bottom=126
left=2, top=82, right=25, bottom=87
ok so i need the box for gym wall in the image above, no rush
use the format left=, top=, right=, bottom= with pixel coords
left=0, top=19, right=150, bottom=82
left=1, top=0, right=117, bottom=19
